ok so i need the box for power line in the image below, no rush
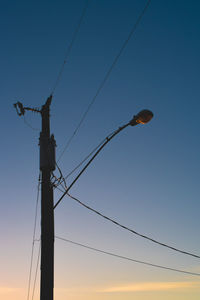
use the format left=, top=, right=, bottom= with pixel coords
left=62, top=136, right=112, bottom=180
left=31, top=242, right=41, bottom=300
left=51, top=0, right=90, bottom=95
left=53, top=183, right=66, bottom=194
left=24, top=116, right=39, bottom=131
left=27, top=174, right=41, bottom=300
left=66, top=192, right=200, bottom=259
left=57, top=0, right=152, bottom=162
left=54, top=122, right=130, bottom=209
left=55, top=128, right=117, bottom=187
left=55, top=236, right=200, bottom=277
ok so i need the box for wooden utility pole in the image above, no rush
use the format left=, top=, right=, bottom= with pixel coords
left=14, top=96, right=56, bottom=300
left=39, top=95, right=55, bottom=300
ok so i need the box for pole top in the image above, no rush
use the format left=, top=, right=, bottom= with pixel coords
left=45, top=95, right=52, bottom=107
left=41, top=95, right=53, bottom=114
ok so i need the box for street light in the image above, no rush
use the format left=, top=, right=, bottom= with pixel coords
left=129, top=109, right=154, bottom=126
left=54, top=109, right=153, bottom=209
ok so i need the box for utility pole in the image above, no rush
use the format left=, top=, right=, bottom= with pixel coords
left=14, top=96, right=56, bottom=300
left=40, top=95, right=55, bottom=300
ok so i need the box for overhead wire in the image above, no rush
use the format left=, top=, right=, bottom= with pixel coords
left=55, top=236, right=200, bottom=277
left=23, top=116, right=39, bottom=131
left=53, top=181, right=66, bottom=194
left=55, top=128, right=117, bottom=187
left=26, top=174, right=41, bottom=300
left=54, top=122, right=130, bottom=209
left=51, top=0, right=90, bottom=95
left=57, top=0, right=152, bottom=162
left=65, top=192, right=200, bottom=259
left=55, top=162, right=68, bottom=189
left=51, top=164, right=68, bottom=194
left=62, top=137, right=111, bottom=180
left=31, top=242, right=41, bottom=300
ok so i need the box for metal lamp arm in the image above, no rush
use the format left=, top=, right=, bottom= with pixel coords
left=54, top=122, right=132, bottom=209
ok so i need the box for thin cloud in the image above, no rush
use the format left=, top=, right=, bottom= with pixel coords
left=100, top=281, right=200, bottom=293
left=55, top=281, right=200, bottom=295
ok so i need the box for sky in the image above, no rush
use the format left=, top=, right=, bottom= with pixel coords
left=1, top=0, right=200, bottom=299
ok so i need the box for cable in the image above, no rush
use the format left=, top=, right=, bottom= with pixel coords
left=63, top=137, right=111, bottom=180
left=54, top=122, right=130, bottom=209
left=55, top=236, right=200, bottom=277
left=55, top=162, right=68, bottom=189
left=51, top=162, right=69, bottom=192
left=53, top=182, right=66, bottom=194
left=24, top=116, right=39, bottom=131
left=51, top=0, right=90, bottom=95
left=31, top=242, right=41, bottom=300
left=66, top=193, right=200, bottom=259
left=26, top=174, right=41, bottom=300
left=56, top=128, right=117, bottom=188
left=57, top=0, right=152, bottom=162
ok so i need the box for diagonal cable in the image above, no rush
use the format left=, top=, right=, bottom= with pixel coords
left=65, top=192, right=200, bottom=259
left=55, top=129, right=116, bottom=188
left=51, top=0, right=90, bottom=95
left=26, top=174, right=41, bottom=300
left=31, top=242, right=41, bottom=300
left=56, top=236, right=200, bottom=277
left=57, top=0, right=152, bottom=162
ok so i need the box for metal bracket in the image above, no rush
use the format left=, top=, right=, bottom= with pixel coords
left=13, top=102, right=25, bottom=116
left=13, top=101, right=41, bottom=116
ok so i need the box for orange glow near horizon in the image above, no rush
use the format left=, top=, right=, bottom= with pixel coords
left=2, top=280, right=199, bottom=300
left=99, top=281, right=200, bottom=293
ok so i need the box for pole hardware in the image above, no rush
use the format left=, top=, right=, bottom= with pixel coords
left=13, top=101, right=41, bottom=116
left=39, top=134, right=56, bottom=171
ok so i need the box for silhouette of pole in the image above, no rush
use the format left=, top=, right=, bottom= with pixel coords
left=39, top=95, right=55, bottom=300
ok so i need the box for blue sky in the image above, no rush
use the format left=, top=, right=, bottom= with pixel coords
left=1, top=1, right=200, bottom=299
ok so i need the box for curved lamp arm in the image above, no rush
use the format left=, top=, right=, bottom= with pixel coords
left=54, top=109, right=153, bottom=209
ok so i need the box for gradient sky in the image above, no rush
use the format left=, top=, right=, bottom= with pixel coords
left=1, top=0, right=200, bottom=299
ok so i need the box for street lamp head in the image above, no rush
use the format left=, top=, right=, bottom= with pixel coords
left=129, top=109, right=153, bottom=126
